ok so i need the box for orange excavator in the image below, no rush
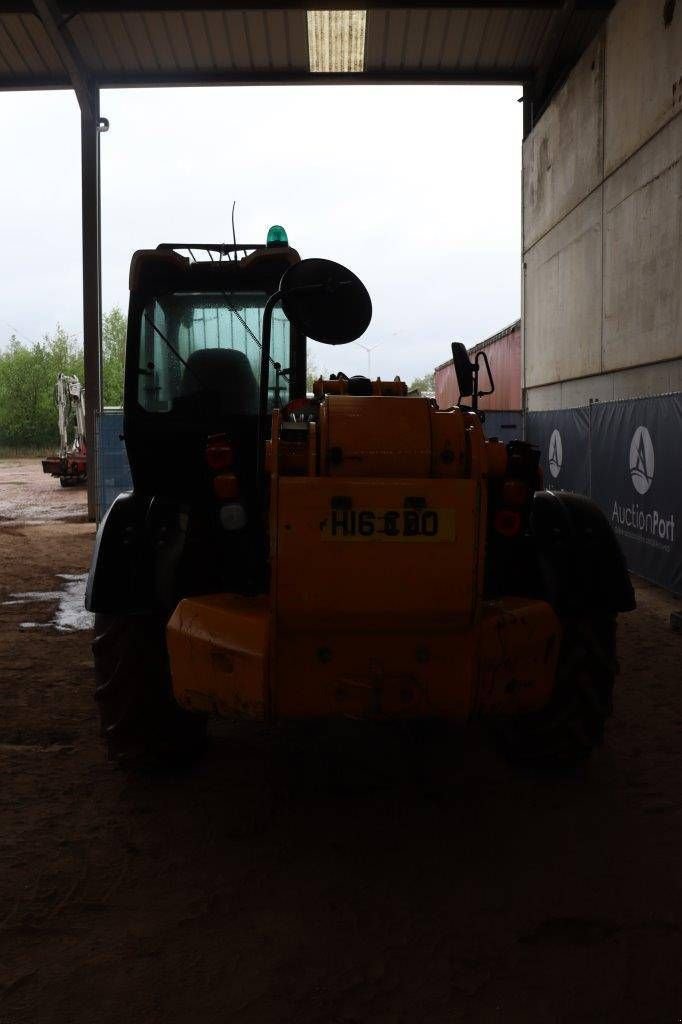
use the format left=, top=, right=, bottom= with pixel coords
left=86, top=230, right=634, bottom=772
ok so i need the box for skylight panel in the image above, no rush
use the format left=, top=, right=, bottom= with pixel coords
left=307, top=10, right=367, bottom=73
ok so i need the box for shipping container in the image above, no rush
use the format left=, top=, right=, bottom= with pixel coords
left=96, top=408, right=132, bottom=521
left=434, top=319, right=521, bottom=412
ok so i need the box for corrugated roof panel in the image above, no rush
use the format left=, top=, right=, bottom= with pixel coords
left=526, top=9, right=554, bottom=67
left=491, top=9, right=514, bottom=67
left=0, top=13, right=50, bottom=74
left=374, top=9, right=405, bottom=70
left=243, top=10, right=273, bottom=71
left=400, top=9, right=431, bottom=70
left=222, top=11, right=254, bottom=72
left=514, top=9, right=547, bottom=68
left=388, top=10, right=406, bottom=69
left=203, top=10, right=225, bottom=71
left=368, top=7, right=477, bottom=73
left=444, top=9, right=471, bottom=68
left=417, top=9, right=449, bottom=70
left=444, top=10, right=477, bottom=69
left=120, top=12, right=161, bottom=71
left=141, top=12, right=175, bottom=70
left=481, top=10, right=513, bottom=69
left=0, top=26, right=11, bottom=74
left=0, top=20, right=21, bottom=74
left=283, top=11, right=309, bottom=71
left=497, top=9, right=532, bottom=68
left=17, top=13, right=63, bottom=74
left=264, top=10, right=295, bottom=71
left=199, top=11, right=233, bottom=71
left=183, top=11, right=216, bottom=71
left=69, top=16, right=106, bottom=71
left=454, top=9, right=491, bottom=68
left=90, top=13, right=125, bottom=70
left=100, top=12, right=143, bottom=72
left=0, top=15, right=32, bottom=73
left=78, top=13, right=123, bottom=71
left=438, top=10, right=469, bottom=70
left=363, top=9, right=385, bottom=69
left=159, top=12, right=196, bottom=70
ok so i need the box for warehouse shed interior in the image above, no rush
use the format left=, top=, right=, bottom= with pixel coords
left=1, top=0, right=620, bottom=521
left=3, top=6, right=682, bottom=1020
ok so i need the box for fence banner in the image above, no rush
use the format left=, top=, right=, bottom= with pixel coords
left=525, top=407, right=590, bottom=494
left=525, top=394, right=682, bottom=594
left=590, top=395, right=682, bottom=594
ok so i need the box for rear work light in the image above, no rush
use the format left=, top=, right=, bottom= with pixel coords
left=213, top=474, right=240, bottom=501
left=220, top=503, right=247, bottom=532
left=494, top=509, right=522, bottom=538
left=205, top=434, right=234, bottom=472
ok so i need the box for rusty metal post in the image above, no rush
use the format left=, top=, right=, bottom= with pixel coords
left=81, top=88, right=102, bottom=522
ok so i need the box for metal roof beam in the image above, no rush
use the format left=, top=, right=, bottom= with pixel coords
left=0, top=73, right=70, bottom=88
left=3, top=2, right=613, bottom=13
left=80, top=86, right=102, bottom=522
left=31, top=0, right=94, bottom=117
left=96, top=68, right=530, bottom=86
left=0, top=69, right=529, bottom=89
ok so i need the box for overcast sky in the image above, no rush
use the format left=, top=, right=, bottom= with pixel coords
left=0, top=83, right=521, bottom=382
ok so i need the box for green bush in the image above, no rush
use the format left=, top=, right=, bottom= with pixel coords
left=0, top=307, right=126, bottom=452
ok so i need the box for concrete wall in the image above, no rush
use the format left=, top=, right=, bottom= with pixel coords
left=523, top=0, right=682, bottom=411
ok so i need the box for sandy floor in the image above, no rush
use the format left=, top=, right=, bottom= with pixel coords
left=0, top=460, right=681, bottom=1024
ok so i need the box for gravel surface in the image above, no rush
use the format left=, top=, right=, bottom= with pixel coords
left=0, top=459, right=680, bottom=1024
left=0, top=458, right=87, bottom=524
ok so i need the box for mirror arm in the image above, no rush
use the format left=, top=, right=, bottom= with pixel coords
left=471, top=362, right=479, bottom=412
left=257, top=288, right=284, bottom=484
left=476, top=350, right=495, bottom=397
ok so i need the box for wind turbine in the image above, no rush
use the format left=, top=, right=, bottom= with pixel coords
left=352, top=338, right=384, bottom=376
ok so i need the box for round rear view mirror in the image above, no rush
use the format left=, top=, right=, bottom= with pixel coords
left=279, top=258, right=372, bottom=345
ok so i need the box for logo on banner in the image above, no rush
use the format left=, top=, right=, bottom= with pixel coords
left=612, top=419, right=674, bottom=550
left=629, top=426, right=654, bottom=495
left=548, top=429, right=562, bottom=479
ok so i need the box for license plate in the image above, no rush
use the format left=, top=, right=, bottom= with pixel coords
left=321, top=508, right=456, bottom=541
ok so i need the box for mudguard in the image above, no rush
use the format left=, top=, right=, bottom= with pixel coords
left=531, top=490, right=636, bottom=615
left=85, top=492, right=154, bottom=614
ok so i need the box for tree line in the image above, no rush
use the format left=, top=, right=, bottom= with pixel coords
left=0, top=308, right=126, bottom=452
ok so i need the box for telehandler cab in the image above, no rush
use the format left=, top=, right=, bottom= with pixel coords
left=86, top=232, right=635, bottom=772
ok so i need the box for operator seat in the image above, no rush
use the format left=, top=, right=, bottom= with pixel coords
left=180, top=348, right=259, bottom=416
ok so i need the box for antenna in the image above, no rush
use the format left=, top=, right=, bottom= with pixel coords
left=231, top=201, right=237, bottom=261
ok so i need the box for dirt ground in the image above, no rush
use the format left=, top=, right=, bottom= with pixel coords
left=0, top=459, right=681, bottom=1024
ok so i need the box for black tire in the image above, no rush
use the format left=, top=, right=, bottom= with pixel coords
left=60, top=476, right=74, bottom=487
left=498, top=615, right=617, bottom=769
left=93, top=612, right=208, bottom=772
